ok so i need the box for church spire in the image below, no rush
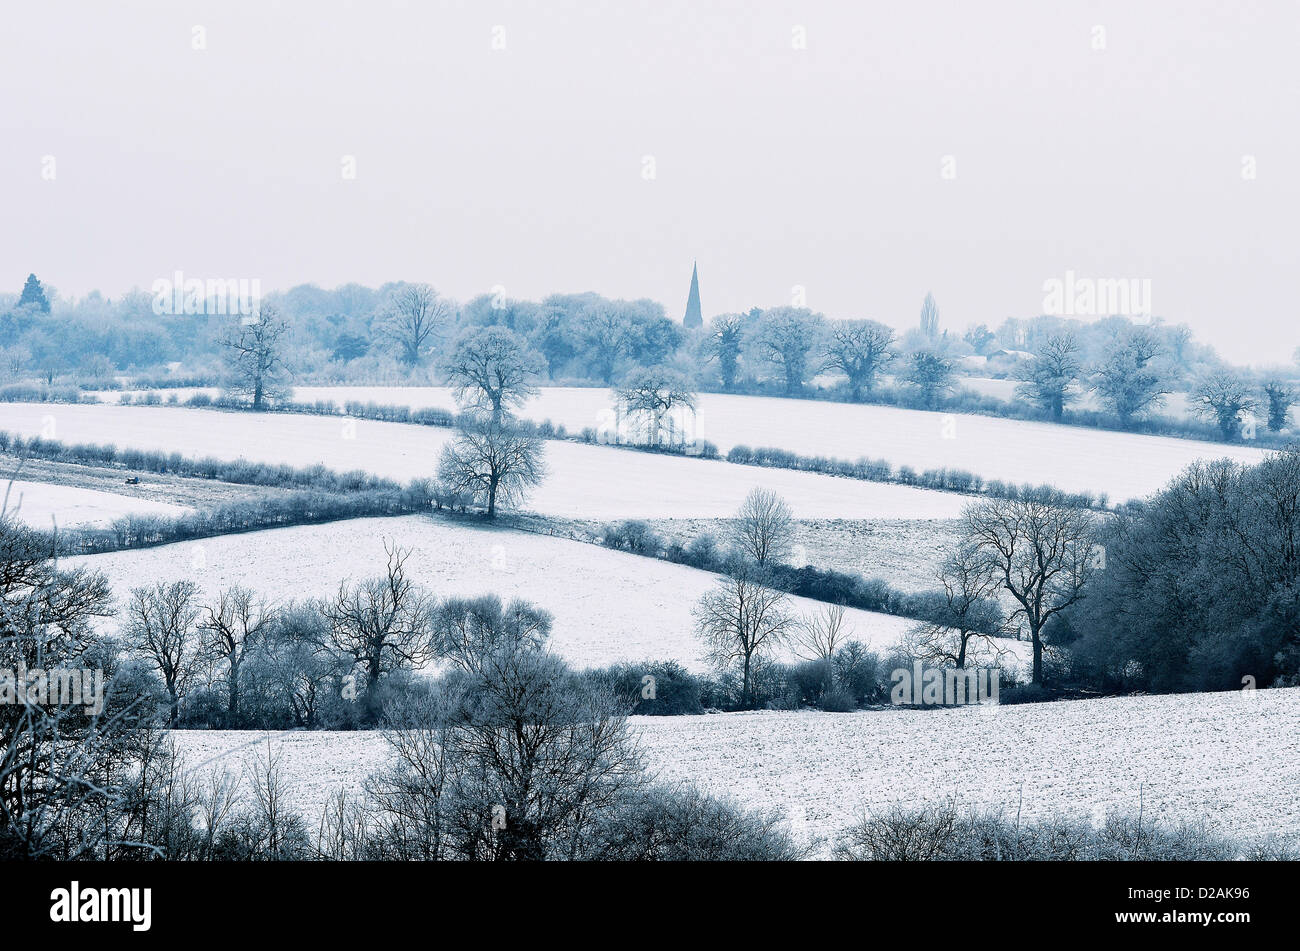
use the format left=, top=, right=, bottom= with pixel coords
left=683, top=261, right=702, bottom=328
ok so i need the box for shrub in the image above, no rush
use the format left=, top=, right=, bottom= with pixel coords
left=582, top=784, right=809, bottom=860
left=602, top=519, right=663, bottom=555
left=833, top=802, right=1262, bottom=861
left=684, top=532, right=718, bottom=569
left=584, top=660, right=705, bottom=716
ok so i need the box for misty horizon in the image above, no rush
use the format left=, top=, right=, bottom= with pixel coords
left=3, top=0, right=1297, bottom=365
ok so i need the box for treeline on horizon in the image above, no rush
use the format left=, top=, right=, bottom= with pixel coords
left=3, top=274, right=1298, bottom=444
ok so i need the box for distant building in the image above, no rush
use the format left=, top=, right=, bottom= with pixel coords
left=683, top=261, right=702, bottom=328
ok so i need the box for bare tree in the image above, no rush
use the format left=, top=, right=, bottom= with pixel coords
left=791, top=603, right=851, bottom=691
left=321, top=543, right=435, bottom=722
left=263, top=602, right=339, bottom=729
left=198, top=586, right=273, bottom=724
left=1191, top=369, right=1258, bottom=440
left=1091, top=327, right=1169, bottom=427
left=431, top=595, right=553, bottom=676
left=0, top=345, right=32, bottom=383
left=437, top=416, right=546, bottom=518
left=791, top=603, right=850, bottom=663
left=380, top=283, right=453, bottom=367
left=219, top=303, right=292, bottom=410
left=1015, top=333, right=1082, bottom=421
left=439, top=650, right=640, bottom=860
left=575, top=303, right=635, bottom=384
left=442, top=326, right=543, bottom=423
left=963, top=496, right=1096, bottom=685
left=242, top=741, right=305, bottom=859
left=0, top=508, right=128, bottom=859
left=823, top=320, right=895, bottom=401
left=127, top=580, right=200, bottom=725
left=694, top=570, right=793, bottom=707
left=904, top=542, right=1009, bottom=669
left=614, top=370, right=697, bottom=447
left=752, top=307, right=825, bottom=394
left=730, top=488, right=794, bottom=568
left=358, top=598, right=643, bottom=861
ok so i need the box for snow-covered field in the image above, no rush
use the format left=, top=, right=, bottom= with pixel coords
left=73, top=386, right=1264, bottom=501
left=0, top=479, right=189, bottom=529
left=284, top=385, right=1264, bottom=501
left=70, top=514, right=959, bottom=671
left=2, top=402, right=970, bottom=519
left=171, top=686, right=1300, bottom=855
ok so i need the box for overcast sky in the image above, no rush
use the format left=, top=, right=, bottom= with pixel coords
left=2, top=1, right=1297, bottom=364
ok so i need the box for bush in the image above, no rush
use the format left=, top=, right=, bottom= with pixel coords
left=818, top=686, right=857, bottom=712
left=584, top=660, right=705, bottom=716
left=581, top=784, right=809, bottom=860
left=833, top=801, right=1265, bottom=861
left=602, top=519, right=663, bottom=555
left=684, top=532, right=718, bottom=568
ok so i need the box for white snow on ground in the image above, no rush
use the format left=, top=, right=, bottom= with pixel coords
left=0, top=479, right=189, bottom=529
left=70, top=515, right=967, bottom=671
left=170, top=687, right=1300, bottom=856
left=2, top=403, right=970, bottom=519
left=285, top=385, right=1268, bottom=502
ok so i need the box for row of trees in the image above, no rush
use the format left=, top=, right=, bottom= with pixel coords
left=1016, top=328, right=1297, bottom=436
left=123, top=544, right=578, bottom=728
left=703, top=458, right=1300, bottom=699
left=691, top=485, right=1098, bottom=701
left=213, top=291, right=1299, bottom=438
left=1062, top=447, right=1300, bottom=692
left=893, top=444, right=1300, bottom=693
left=7, top=273, right=1297, bottom=438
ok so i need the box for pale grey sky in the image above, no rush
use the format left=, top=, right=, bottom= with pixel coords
left=2, top=0, right=1297, bottom=364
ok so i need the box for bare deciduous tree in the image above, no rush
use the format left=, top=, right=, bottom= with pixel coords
left=752, top=307, right=825, bottom=394
left=904, top=542, right=1009, bottom=669
left=705, top=314, right=745, bottom=391
left=437, top=416, right=546, bottom=518
left=614, top=370, right=697, bottom=447
left=321, top=543, right=435, bottom=721
left=574, top=303, right=635, bottom=384
left=730, top=487, right=794, bottom=567
left=963, top=496, right=1096, bottom=685
left=1091, top=327, right=1169, bottom=427
left=363, top=602, right=642, bottom=861
left=219, top=304, right=292, bottom=410
left=127, top=580, right=200, bottom=725
left=198, top=586, right=273, bottom=724
left=431, top=595, right=552, bottom=676
left=823, top=320, right=895, bottom=401
left=694, top=571, right=793, bottom=707
left=791, top=602, right=851, bottom=693
left=380, top=283, right=453, bottom=367
left=1, top=506, right=127, bottom=859
left=791, top=603, right=850, bottom=663
left=1191, top=369, right=1258, bottom=440
left=904, top=350, right=954, bottom=408
left=264, top=602, right=339, bottom=729
left=1015, top=333, right=1082, bottom=421
left=442, top=326, right=543, bottom=423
